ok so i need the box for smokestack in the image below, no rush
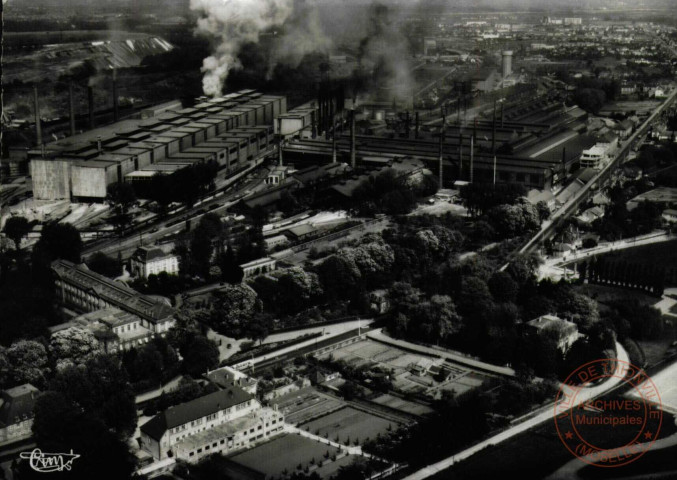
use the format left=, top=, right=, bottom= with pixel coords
left=438, top=125, right=445, bottom=188
left=502, top=51, right=513, bottom=78
left=350, top=110, right=356, bottom=170
left=97, top=135, right=102, bottom=152
left=112, top=70, right=119, bottom=122
left=493, top=155, right=497, bottom=187
left=458, top=133, right=463, bottom=179
left=277, top=118, right=284, bottom=167
left=405, top=111, right=410, bottom=139
left=332, top=116, right=337, bottom=164
left=561, top=147, right=567, bottom=175
left=492, top=100, right=497, bottom=155
left=470, top=135, right=474, bottom=184
left=69, top=83, right=76, bottom=136
left=501, top=101, right=505, bottom=128
left=311, top=110, right=317, bottom=139
left=88, top=86, right=95, bottom=129
left=33, top=85, right=42, bottom=147
left=415, top=111, right=420, bottom=139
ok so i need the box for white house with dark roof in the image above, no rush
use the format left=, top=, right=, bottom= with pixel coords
left=0, top=384, right=40, bottom=445
left=130, top=246, right=179, bottom=278
left=139, top=386, right=284, bottom=462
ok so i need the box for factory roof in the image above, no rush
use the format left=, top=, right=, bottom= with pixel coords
left=126, top=170, right=158, bottom=178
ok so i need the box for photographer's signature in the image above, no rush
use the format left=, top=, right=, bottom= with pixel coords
left=19, top=449, right=80, bottom=473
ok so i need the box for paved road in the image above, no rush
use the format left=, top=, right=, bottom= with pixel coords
left=366, top=329, right=515, bottom=377
left=262, top=319, right=375, bottom=346
left=402, top=343, right=629, bottom=480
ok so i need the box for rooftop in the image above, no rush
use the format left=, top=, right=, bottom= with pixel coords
left=140, top=387, right=253, bottom=440
left=0, top=384, right=40, bottom=428
left=52, top=259, right=175, bottom=324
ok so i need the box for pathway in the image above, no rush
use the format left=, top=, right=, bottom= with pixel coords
left=366, top=329, right=515, bottom=377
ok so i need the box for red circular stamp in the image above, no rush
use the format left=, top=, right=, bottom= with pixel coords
left=553, top=358, right=662, bottom=467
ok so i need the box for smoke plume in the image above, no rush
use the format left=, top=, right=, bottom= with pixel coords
left=190, top=0, right=294, bottom=96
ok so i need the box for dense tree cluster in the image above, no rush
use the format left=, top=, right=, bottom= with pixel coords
left=350, top=168, right=437, bottom=216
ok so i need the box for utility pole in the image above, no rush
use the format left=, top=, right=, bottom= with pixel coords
left=439, top=121, right=445, bottom=188
left=331, top=116, right=337, bottom=164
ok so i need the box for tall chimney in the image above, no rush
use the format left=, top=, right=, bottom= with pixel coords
left=470, top=135, right=474, bottom=183
left=332, top=116, right=337, bottom=164
left=311, top=110, right=317, bottom=139
left=502, top=51, right=513, bottom=78
left=350, top=109, right=356, bottom=170
left=33, top=85, right=42, bottom=147
left=415, top=111, right=420, bottom=139
left=438, top=125, right=445, bottom=188
left=405, top=111, right=410, bottom=138
left=88, top=86, right=95, bottom=129
left=492, top=100, right=497, bottom=155
left=458, top=133, right=463, bottom=179
left=277, top=118, right=284, bottom=166
left=112, top=69, right=119, bottom=122
left=561, top=147, right=567, bottom=175
left=97, top=135, right=102, bottom=152
left=500, top=101, right=505, bottom=128
left=69, top=83, right=76, bottom=136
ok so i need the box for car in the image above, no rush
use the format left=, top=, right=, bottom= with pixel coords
left=150, top=227, right=159, bottom=233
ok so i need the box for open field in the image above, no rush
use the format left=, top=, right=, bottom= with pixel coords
left=229, top=434, right=341, bottom=479
left=301, top=407, right=398, bottom=445
left=272, top=386, right=345, bottom=425
left=311, top=454, right=359, bottom=479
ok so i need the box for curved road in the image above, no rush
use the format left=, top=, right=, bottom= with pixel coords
left=402, top=343, right=629, bottom=480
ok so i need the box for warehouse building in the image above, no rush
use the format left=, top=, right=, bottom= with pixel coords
left=31, top=91, right=286, bottom=201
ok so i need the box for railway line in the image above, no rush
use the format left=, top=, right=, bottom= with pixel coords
left=510, top=87, right=677, bottom=262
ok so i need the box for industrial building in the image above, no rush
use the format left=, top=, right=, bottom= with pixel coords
left=282, top=99, right=593, bottom=190
left=30, top=91, right=286, bottom=201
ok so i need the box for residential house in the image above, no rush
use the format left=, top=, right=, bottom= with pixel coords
left=130, top=246, right=180, bottom=279
left=239, top=258, right=276, bottom=279
left=139, top=387, right=284, bottom=463
left=525, top=315, right=580, bottom=352
left=0, top=384, right=40, bottom=445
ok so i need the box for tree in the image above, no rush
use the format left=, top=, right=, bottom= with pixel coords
left=275, top=267, right=324, bottom=314
left=180, top=335, right=220, bottom=378
left=30, top=392, right=137, bottom=480
left=203, top=284, right=260, bottom=336
left=488, top=271, right=519, bottom=303
left=3, top=216, right=31, bottom=250
left=106, top=182, right=137, bottom=235
left=49, top=327, right=102, bottom=371
left=217, top=245, right=244, bottom=284
left=86, top=252, right=120, bottom=278
left=536, top=201, right=551, bottom=223
left=49, top=355, right=137, bottom=437
left=32, top=222, right=83, bottom=276
left=6, top=340, right=50, bottom=388
left=316, top=254, right=362, bottom=301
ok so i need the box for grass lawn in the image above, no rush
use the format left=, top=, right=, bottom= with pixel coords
left=301, top=407, right=397, bottom=445
left=229, top=434, right=341, bottom=478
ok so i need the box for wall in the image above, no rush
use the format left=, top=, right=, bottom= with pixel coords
left=70, top=166, right=108, bottom=198
left=31, top=159, right=71, bottom=200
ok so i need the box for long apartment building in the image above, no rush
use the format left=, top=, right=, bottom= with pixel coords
left=52, top=259, right=175, bottom=335
left=139, top=387, right=284, bottom=463
left=31, top=90, right=286, bottom=202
